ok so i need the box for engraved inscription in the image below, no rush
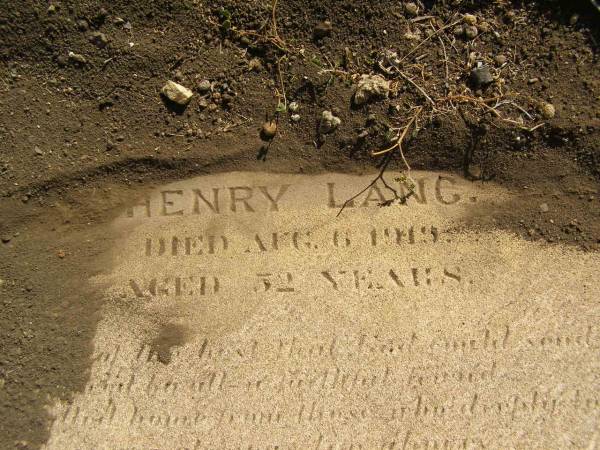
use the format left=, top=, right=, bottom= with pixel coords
left=43, top=172, right=600, bottom=450
left=124, top=174, right=469, bottom=218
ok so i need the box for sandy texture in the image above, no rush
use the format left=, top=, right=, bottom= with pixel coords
left=43, top=172, right=600, bottom=449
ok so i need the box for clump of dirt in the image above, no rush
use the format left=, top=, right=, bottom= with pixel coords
left=0, top=0, right=599, bottom=448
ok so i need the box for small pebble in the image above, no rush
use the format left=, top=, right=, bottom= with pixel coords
left=95, top=7, right=108, bottom=22
left=358, top=130, right=369, bottom=140
left=197, top=98, right=209, bottom=110
left=468, top=164, right=482, bottom=179
left=34, top=146, right=43, bottom=156
left=161, top=80, right=193, bottom=106
left=288, top=101, right=299, bottom=113
left=261, top=120, right=277, bottom=140
left=465, top=25, right=478, bottom=39
left=221, top=93, right=233, bottom=105
left=539, top=102, right=555, bottom=119
left=88, top=31, right=108, bottom=48
left=248, top=58, right=263, bottom=72
left=56, top=55, right=68, bottom=67
left=290, top=114, right=301, bottom=122
left=494, top=54, right=507, bottom=65
left=404, top=2, right=418, bottom=16
left=353, top=74, right=390, bottom=105
left=470, top=66, right=494, bottom=87
left=319, top=110, right=341, bottom=134
left=478, top=21, right=491, bottom=32
left=1, top=235, right=11, bottom=244
left=313, top=21, right=333, bottom=39
left=463, top=14, right=477, bottom=25
left=68, top=52, right=87, bottom=65
left=540, top=203, right=549, bottom=213
left=197, top=79, right=211, bottom=93
left=569, top=14, right=579, bottom=25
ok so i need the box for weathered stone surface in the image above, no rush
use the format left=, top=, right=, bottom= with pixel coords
left=42, top=172, right=600, bottom=449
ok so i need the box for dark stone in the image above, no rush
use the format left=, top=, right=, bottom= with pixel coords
left=56, top=54, right=68, bottom=67
left=313, top=21, right=332, bottom=40
left=94, top=7, right=108, bottom=23
left=222, top=93, right=233, bottom=105
left=89, top=32, right=108, bottom=48
left=470, top=66, right=494, bottom=88
left=77, top=19, right=89, bottom=31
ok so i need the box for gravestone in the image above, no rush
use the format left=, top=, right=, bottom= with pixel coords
left=43, top=172, right=600, bottom=449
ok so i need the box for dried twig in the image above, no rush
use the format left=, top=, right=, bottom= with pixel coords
left=337, top=107, right=423, bottom=216
left=272, top=0, right=280, bottom=40
left=399, top=18, right=461, bottom=63
left=276, top=56, right=288, bottom=110
left=336, top=152, right=398, bottom=217
left=435, top=32, right=449, bottom=85
left=372, top=107, right=423, bottom=157
left=495, top=100, right=534, bottom=120
left=398, top=71, right=435, bottom=106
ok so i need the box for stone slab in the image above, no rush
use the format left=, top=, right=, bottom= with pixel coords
left=43, top=172, right=600, bottom=449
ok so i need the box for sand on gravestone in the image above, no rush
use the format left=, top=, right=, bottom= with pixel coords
left=42, top=171, right=600, bottom=450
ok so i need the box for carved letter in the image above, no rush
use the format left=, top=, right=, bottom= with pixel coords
left=361, top=184, right=387, bottom=206
left=443, top=267, right=462, bottom=283
left=161, top=190, right=184, bottom=216
left=193, top=188, right=220, bottom=214
left=145, top=238, right=166, bottom=256
left=327, top=183, right=354, bottom=209
left=388, top=269, right=405, bottom=288
left=129, top=279, right=157, bottom=297
left=126, top=197, right=151, bottom=218
left=229, top=187, right=254, bottom=212
left=398, top=178, right=427, bottom=205
left=321, top=271, right=339, bottom=290
left=258, top=185, right=291, bottom=211
left=435, top=176, right=460, bottom=205
left=333, top=230, right=351, bottom=247
left=292, top=232, right=312, bottom=250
